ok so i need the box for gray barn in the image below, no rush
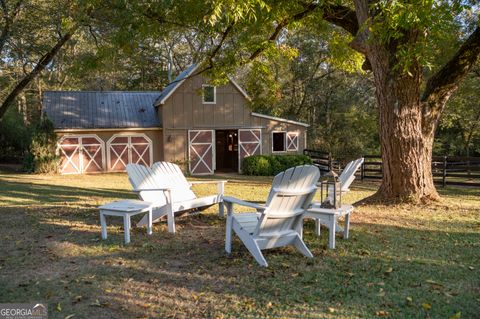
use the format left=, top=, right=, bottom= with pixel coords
left=43, top=64, right=309, bottom=175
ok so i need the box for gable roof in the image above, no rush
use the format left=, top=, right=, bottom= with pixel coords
left=154, top=63, right=250, bottom=105
left=43, top=91, right=161, bottom=130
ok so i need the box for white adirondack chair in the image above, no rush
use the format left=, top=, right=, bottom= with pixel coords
left=224, top=165, right=320, bottom=267
left=126, top=162, right=226, bottom=234
left=326, top=157, right=364, bottom=204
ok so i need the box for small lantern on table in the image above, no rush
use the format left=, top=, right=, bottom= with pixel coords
left=319, top=170, right=342, bottom=209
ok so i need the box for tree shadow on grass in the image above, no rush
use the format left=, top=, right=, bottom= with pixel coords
left=0, top=178, right=134, bottom=207
left=1, top=205, right=479, bottom=318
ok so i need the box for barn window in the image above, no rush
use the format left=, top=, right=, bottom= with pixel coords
left=202, top=85, right=216, bottom=104
left=272, top=132, right=286, bottom=152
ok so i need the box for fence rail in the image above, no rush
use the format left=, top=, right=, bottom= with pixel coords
left=361, top=155, right=480, bottom=187
left=302, top=150, right=479, bottom=187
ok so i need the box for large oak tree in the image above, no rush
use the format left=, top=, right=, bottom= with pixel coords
left=131, top=0, right=480, bottom=202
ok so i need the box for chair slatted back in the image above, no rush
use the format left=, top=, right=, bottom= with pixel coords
left=126, top=164, right=167, bottom=205
left=151, top=162, right=197, bottom=202
left=256, top=165, right=319, bottom=236
left=339, top=158, right=364, bottom=191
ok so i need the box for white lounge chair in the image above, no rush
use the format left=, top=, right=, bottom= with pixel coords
left=326, top=157, right=364, bottom=204
left=224, top=165, right=320, bottom=267
left=126, top=162, right=226, bottom=233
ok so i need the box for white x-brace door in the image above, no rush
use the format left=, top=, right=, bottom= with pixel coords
left=107, top=134, right=153, bottom=172
left=188, top=130, right=215, bottom=175
left=238, top=129, right=262, bottom=172
left=58, top=135, right=105, bottom=175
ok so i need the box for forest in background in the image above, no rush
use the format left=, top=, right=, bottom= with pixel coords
left=1, top=0, right=479, bottom=164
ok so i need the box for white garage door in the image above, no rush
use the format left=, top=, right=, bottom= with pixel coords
left=107, top=134, right=153, bottom=171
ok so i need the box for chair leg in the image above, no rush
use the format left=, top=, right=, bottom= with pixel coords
left=328, top=217, right=336, bottom=249
left=344, top=212, right=350, bottom=239
left=293, top=234, right=314, bottom=258
left=100, top=212, right=107, bottom=240
left=244, top=239, right=268, bottom=267
left=147, top=208, right=153, bottom=235
left=315, top=218, right=321, bottom=236
left=219, top=202, right=225, bottom=218
left=124, top=215, right=131, bottom=244
left=167, top=207, right=175, bottom=234
left=225, top=215, right=233, bottom=254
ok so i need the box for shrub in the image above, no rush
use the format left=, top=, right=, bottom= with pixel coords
left=242, top=154, right=313, bottom=176
left=23, top=117, right=59, bottom=173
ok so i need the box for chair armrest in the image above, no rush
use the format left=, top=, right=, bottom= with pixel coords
left=223, top=196, right=266, bottom=211
left=189, top=180, right=227, bottom=185
left=132, top=188, right=172, bottom=193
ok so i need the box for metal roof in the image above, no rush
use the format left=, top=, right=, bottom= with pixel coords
left=43, top=91, right=162, bottom=129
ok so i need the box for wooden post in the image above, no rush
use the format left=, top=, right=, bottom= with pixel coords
left=442, top=156, right=447, bottom=188
left=361, top=157, right=365, bottom=181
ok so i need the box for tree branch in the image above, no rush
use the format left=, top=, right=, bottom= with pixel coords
left=421, top=27, right=480, bottom=116
left=0, top=29, right=77, bottom=119
left=249, top=2, right=319, bottom=60
left=322, top=3, right=358, bottom=36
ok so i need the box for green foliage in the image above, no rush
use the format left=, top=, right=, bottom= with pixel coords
left=23, top=118, right=59, bottom=173
left=434, top=64, right=480, bottom=156
left=242, top=154, right=312, bottom=176
left=0, top=108, right=32, bottom=162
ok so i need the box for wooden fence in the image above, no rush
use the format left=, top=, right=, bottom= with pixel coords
left=303, top=151, right=480, bottom=187
left=361, top=155, right=480, bottom=187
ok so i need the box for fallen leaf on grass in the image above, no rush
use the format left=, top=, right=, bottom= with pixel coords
left=422, top=303, right=432, bottom=310
left=376, top=310, right=389, bottom=317
left=468, top=266, right=474, bottom=270
left=406, top=296, right=413, bottom=303
left=449, top=311, right=461, bottom=319
left=327, top=307, right=335, bottom=313
left=64, top=315, right=75, bottom=319
left=384, top=267, right=393, bottom=274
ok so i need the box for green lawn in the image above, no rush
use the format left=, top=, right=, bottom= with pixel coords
left=0, top=170, right=479, bottom=318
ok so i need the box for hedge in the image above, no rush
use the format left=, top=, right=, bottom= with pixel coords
left=242, top=154, right=313, bottom=176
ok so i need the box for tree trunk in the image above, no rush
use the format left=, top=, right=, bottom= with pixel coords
left=367, top=48, right=440, bottom=203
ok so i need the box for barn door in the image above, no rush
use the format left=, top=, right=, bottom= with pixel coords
left=58, top=135, right=104, bottom=174
left=81, top=137, right=104, bottom=173
left=58, top=136, right=82, bottom=174
left=188, top=130, right=214, bottom=175
left=238, top=129, right=262, bottom=172
left=107, top=134, right=153, bottom=172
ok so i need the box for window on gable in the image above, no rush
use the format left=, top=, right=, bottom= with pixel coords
left=202, top=85, right=216, bottom=104
left=272, top=132, right=286, bottom=152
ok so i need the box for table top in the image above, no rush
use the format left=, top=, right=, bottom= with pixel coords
left=307, top=203, right=354, bottom=214
left=99, top=199, right=153, bottom=212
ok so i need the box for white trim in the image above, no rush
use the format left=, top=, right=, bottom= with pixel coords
left=238, top=129, right=262, bottom=173
left=271, top=131, right=287, bottom=153
left=228, top=77, right=251, bottom=101
left=188, top=130, right=215, bottom=175
left=202, top=84, right=216, bottom=104
left=106, top=133, right=153, bottom=172
left=156, top=64, right=200, bottom=105
left=55, top=127, right=162, bottom=133
left=304, top=131, right=307, bottom=150
left=251, top=112, right=309, bottom=127
left=57, top=134, right=106, bottom=175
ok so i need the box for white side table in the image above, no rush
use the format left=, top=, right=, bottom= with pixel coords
left=304, top=204, right=354, bottom=249
left=99, top=200, right=153, bottom=244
